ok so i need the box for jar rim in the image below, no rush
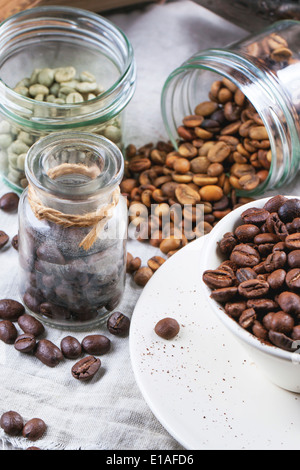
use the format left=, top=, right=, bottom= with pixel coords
left=0, top=6, right=136, bottom=128
left=25, top=131, right=124, bottom=200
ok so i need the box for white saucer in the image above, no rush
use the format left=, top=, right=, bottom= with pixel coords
left=129, top=236, right=300, bottom=450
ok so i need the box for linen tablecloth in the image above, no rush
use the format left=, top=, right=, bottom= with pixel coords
left=0, top=0, right=272, bottom=450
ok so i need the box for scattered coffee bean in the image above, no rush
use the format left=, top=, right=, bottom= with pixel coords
left=0, top=231, right=9, bottom=249
left=11, top=235, right=18, bottom=250
left=133, top=267, right=153, bottom=287
left=0, top=411, right=23, bottom=436
left=18, top=314, right=45, bottom=337
left=0, top=320, right=18, bottom=344
left=60, top=336, right=82, bottom=359
left=202, top=195, right=300, bottom=352
left=22, top=418, right=46, bottom=441
left=0, top=192, right=19, bottom=212
left=71, top=355, right=101, bottom=381
left=154, top=317, right=180, bottom=340
left=14, top=334, right=36, bottom=353
left=0, top=299, right=25, bottom=321
left=35, top=339, right=63, bottom=367
left=81, top=334, right=111, bottom=355
left=107, top=311, right=130, bottom=336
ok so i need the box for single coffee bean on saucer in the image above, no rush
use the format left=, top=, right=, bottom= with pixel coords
left=154, top=317, right=180, bottom=340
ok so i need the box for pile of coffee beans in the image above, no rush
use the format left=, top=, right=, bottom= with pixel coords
left=0, top=297, right=130, bottom=379
left=202, top=195, right=300, bottom=352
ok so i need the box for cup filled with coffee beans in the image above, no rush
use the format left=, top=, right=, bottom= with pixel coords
left=200, top=194, right=300, bottom=393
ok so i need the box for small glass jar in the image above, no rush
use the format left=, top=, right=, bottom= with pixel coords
left=18, top=131, right=127, bottom=330
left=161, top=20, right=300, bottom=196
left=0, top=6, right=136, bottom=192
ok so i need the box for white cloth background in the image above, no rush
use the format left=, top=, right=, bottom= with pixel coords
left=0, top=0, right=289, bottom=451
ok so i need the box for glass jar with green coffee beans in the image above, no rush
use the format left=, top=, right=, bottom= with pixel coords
left=0, top=6, right=136, bottom=192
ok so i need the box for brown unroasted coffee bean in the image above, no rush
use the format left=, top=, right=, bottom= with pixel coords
left=18, top=314, right=45, bottom=337
left=0, top=192, right=19, bottom=212
left=71, top=355, right=101, bottom=381
left=134, top=266, right=153, bottom=286
left=0, top=320, right=17, bottom=344
left=107, top=311, right=130, bottom=336
left=147, top=256, right=165, bottom=271
left=0, top=299, right=25, bottom=321
left=81, top=335, right=111, bottom=355
left=60, top=336, right=82, bottom=359
left=0, top=231, right=9, bottom=249
left=22, top=418, right=46, bottom=441
left=35, top=339, right=63, bottom=367
left=14, top=333, right=36, bottom=353
left=154, top=317, right=180, bottom=339
left=0, top=411, right=23, bottom=436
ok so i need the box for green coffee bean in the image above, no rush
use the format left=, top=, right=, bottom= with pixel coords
left=46, top=94, right=56, bottom=103
left=18, top=131, right=34, bottom=146
left=79, top=71, right=96, bottom=83
left=29, top=69, right=41, bottom=85
left=29, top=84, right=49, bottom=97
left=66, top=92, right=84, bottom=104
left=50, top=82, right=60, bottom=96
left=54, top=66, right=76, bottom=83
left=0, top=134, right=13, bottom=149
left=8, top=141, right=30, bottom=155
left=75, top=82, right=98, bottom=93
left=104, top=125, right=122, bottom=143
left=17, top=153, right=26, bottom=171
left=37, top=68, right=55, bottom=87
left=14, top=86, right=29, bottom=96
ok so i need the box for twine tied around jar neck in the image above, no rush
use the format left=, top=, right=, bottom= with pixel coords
left=27, top=162, right=120, bottom=251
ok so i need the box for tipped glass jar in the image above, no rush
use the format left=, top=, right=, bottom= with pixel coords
left=18, top=132, right=127, bottom=330
left=0, top=6, right=136, bottom=192
left=161, top=20, right=300, bottom=196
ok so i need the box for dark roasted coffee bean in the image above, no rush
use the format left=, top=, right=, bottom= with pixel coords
left=263, top=311, right=294, bottom=334
left=23, top=292, right=41, bottom=314
left=238, top=279, right=269, bottom=298
left=268, top=330, right=297, bottom=352
left=0, top=231, right=9, bottom=249
left=230, top=244, right=260, bottom=267
left=36, top=243, right=65, bottom=265
left=202, top=269, right=234, bottom=289
left=218, top=233, right=237, bottom=254
left=0, top=299, right=25, bottom=321
left=277, top=291, right=300, bottom=315
left=81, top=335, right=111, bottom=355
left=264, top=251, right=287, bottom=272
left=35, top=339, right=63, bottom=367
left=60, top=336, right=82, bottom=359
left=286, top=269, right=300, bottom=289
left=0, top=192, right=19, bottom=212
left=234, top=224, right=260, bottom=242
left=288, top=250, right=300, bottom=268
left=22, top=418, right=46, bottom=441
left=0, top=320, right=17, bottom=344
left=154, top=317, right=180, bottom=339
left=267, top=269, right=286, bottom=290
left=238, top=308, right=256, bottom=329
left=236, top=267, right=257, bottom=283
left=252, top=320, right=268, bottom=341
left=14, top=333, right=36, bottom=353
left=18, top=314, right=44, bottom=337
left=247, top=298, right=278, bottom=312
left=107, top=311, right=130, bottom=336
left=254, top=232, right=280, bottom=244
left=241, top=207, right=269, bottom=225
left=11, top=234, right=18, bottom=250
left=71, top=355, right=101, bottom=381
left=225, top=301, right=247, bottom=319
left=278, top=198, right=300, bottom=223
left=210, top=286, right=238, bottom=303
left=285, top=233, right=300, bottom=250
left=0, top=411, right=23, bottom=436
left=39, top=302, right=71, bottom=320
left=291, top=325, right=300, bottom=341
left=266, top=212, right=288, bottom=239
left=263, top=195, right=287, bottom=213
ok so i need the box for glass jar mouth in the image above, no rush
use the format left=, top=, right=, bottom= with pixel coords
left=25, top=131, right=124, bottom=200
left=161, top=48, right=298, bottom=196
left=0, top=6, right=136, bottom=128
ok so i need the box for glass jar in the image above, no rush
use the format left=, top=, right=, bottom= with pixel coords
left=161, top=20, right=300, bottom=196
left=18, top=131, right=127, bottom=330
left=0, top=6, right=136, bottom=192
